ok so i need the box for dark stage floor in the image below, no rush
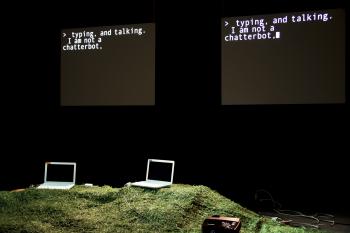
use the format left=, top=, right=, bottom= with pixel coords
left=261, top=212, right=350, bottom=233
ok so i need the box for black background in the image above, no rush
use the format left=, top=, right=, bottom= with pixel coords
left=2, top=0, right=349, bottom=214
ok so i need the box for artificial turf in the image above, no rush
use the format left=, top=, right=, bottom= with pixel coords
left=0, top=184, right=324, bottom=233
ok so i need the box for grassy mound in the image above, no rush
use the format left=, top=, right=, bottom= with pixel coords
left=0, top=184, right=323, bottom=233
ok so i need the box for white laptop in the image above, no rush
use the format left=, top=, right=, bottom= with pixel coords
left=37, top=162, right=76, bottom=190
left=131, top=159, right=175, bottom=189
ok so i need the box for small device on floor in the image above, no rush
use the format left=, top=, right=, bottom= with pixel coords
left=202, top=215, right=241, bottom=233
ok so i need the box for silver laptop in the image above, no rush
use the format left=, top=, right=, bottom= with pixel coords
left=131, top=159, right=175, bottom=189
left=37, top=162, right=76, bottom=190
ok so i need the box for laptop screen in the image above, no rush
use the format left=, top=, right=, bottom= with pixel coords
left=46, top=164, right=75, bottom=182
left=148, top=161, right=173, bottom=182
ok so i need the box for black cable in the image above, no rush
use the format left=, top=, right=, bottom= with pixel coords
left=254, top=189, right=282, bottom=209
left=253, top=189, right=346, bottom=229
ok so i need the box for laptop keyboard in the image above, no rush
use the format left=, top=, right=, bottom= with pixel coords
left=132, top=180, right=171, bottom=188
left=38, top=182, right=74, bottom=190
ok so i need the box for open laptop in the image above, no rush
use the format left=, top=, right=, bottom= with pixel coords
left=37, top=162, right=76, bottom=190
left=131, top=159, right=175, bottom=189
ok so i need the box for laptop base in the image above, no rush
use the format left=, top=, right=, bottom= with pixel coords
left=37, top=182, right=75, bottom=190
left=131, top=180, right=172, bottom=189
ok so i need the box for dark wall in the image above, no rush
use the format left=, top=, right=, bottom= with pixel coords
left=2, top=0, right=349, bottom=214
